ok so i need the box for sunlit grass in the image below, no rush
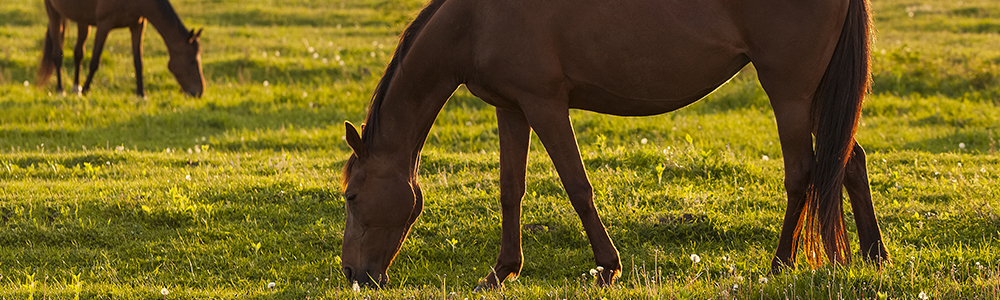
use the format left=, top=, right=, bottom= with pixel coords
left=2, top=0, right=1000, bottom=298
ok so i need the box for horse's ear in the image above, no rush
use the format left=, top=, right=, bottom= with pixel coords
left=189, top=28, right=203, bottom=43
left=345, top=121, right=367, bottom=158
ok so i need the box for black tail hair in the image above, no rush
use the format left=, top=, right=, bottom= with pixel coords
left=795, top=0, right=872, bottom=267
left=37, top=29, right=59, bottom=86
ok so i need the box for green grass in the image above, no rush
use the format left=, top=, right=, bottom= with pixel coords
left=2, top=0, right=1000, bottom=299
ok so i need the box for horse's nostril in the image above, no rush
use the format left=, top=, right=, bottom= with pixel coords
left=342, top=266, right=353, bottom=279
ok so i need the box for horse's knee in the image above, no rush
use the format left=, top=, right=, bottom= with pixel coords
left=499, top=183, right=525, bottom=202
left=845, top=143, right=867, bottom=177
left=783, top=169, right=811, bottom=198
left=565, top=183, right=596, bottom=213
left=497, top=255, right=522, bottom=270
left=780, top=153, right=813, bottom=197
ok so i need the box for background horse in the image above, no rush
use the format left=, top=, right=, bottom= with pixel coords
left=37, top=0, right=204, bottom=97
left=341, top=0, right=889, bottom=289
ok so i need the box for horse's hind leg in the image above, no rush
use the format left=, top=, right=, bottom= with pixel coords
left=72, top=24, right=89, bottom=94
left=844, top=142, right=889, bottom=264
left=43, top=0, right=66, bottom=93
left=763, top=95, right=815, bottom=273
left=129, top=18, right=147, bottom=97
left=476, top=107, right=531, bottom=291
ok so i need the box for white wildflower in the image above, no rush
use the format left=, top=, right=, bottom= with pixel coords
left=589, top=269, right=598, bottom=276
left=918, top=291, right=929, bottom=300
left=161, top=287, right=169, bottom=295
left=758, top=277, right=768, bottom=284
left=690, top=254, right=701, bottom=264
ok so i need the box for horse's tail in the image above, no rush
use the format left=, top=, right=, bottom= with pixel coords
left=795, top=0, right=872, bottom=267
left=37, top=28, right=59, bottom=86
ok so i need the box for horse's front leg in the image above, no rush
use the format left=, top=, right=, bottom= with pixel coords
left=522, top=101, right=621, bottom=286
left=129, top=18, right=147, bottom=98
left=81, top=26, right=112, bottom=95
left=72, top=24, right=89, bottom=95
left=476, top=107, right=531, bottom=291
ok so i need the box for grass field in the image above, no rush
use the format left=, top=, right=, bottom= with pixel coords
left=2, top=0, right=1000, bottom=298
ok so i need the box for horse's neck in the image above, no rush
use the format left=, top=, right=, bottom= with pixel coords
left=367, top=72, right=459, bottom=171
left=361, top=3, right=463, bottom=171
left=141, top=0, right=189, bottom=52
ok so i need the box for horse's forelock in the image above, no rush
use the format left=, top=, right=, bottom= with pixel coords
left=342, top=154, right=358, bottom=189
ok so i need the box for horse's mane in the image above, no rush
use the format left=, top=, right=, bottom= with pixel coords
left=342, top=0, right=447, bottom=188
left=153, top=0, right=190, bottom=36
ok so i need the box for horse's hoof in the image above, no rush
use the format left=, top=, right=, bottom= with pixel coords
left=473, top=280, right=500, bottom=293
left=71, top=85, right=81, bottom=94
left=768, top=258, right=792, bottom=275
left=594, top=267, right=621, bottom=287
left=862, top=251, right=891, bottom=268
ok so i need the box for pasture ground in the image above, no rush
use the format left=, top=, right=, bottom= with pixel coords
left=2, top=0, right=1000, bottom=298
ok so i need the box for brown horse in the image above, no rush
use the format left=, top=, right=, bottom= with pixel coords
left=37, top=0, right=204, bottom=97
left=341, top=0, right=889, bottom=289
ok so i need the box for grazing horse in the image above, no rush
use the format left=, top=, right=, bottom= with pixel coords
left=341, top=0, right=889, bottom=289
left=37, top=0, right=205, bottom=97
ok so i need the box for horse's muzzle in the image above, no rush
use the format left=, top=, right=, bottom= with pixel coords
left=343, top=266, right=387, bottom=289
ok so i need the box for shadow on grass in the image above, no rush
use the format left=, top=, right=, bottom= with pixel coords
left=900, top=128, right=997, bottom=154
left=0, top=101, right=360, bottom=152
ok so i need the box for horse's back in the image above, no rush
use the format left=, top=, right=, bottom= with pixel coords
left=47, top=0, right=143, bottom=27
left=46, top=0, right=99, bottom=25
left=444, top=0, right=847, bottom=114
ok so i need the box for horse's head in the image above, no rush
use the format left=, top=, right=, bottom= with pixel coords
left=340, top=122, right=423, bottom=288
left=168, top=28, right=205, bottom=97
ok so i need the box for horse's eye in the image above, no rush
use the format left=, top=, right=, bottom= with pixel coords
left=345, top=194, right=358, bottom=201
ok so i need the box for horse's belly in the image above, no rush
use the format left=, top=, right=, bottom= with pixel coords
left=566, top=51, right=747, bottom=101
left=566, top=69, right=737, bottom=117
left=554, top=3, right=750, bottom=102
